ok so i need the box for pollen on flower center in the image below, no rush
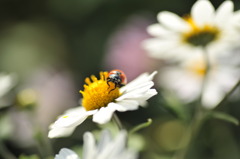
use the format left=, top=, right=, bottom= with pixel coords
left=80, top=72, right=121, bottom=111
left=182, top=17, right=220, bottom=47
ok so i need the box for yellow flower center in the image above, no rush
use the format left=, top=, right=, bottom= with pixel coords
left=182, top=17, right=220, bottom=47
left=186, top=58, right=206, bottom=77
left=80, top=72, right=121, bottom=111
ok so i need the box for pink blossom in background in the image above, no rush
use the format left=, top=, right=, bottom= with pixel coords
left=10, top=68, right=78, bottom=147
left=104, top=15, right=157, bottom=81
left=32, top=69, right=79, bottom=130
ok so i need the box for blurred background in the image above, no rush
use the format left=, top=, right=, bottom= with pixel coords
left=0, top=0, right=240, bottom=159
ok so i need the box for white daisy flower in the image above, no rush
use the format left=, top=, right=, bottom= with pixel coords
left=158, top=54, right=240, bottom=109
left=55, top=130, right=137, bottom=159
left=0, top=73, right=16, bottom=99
left=55, top=148, right=79, bottom=159
left=48, top=71, right=157, bottom=138
left=143, top=0, right=240, bottom=61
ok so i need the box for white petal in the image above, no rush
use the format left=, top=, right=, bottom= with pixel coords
left=123, top=80, right=154, bottom=93
left=142, top=38, right=175, bottom=56
left=120, top=71, right=157, bottom=93
left=157, top=11, right=189, bottom=32
left=118, top=82, right=154, bottom=101
left=147, top=24, right=173, bottom=37
left=231, top=10, right=240, bottom=27
left=131, top=89, right=158, bottom=107
left=55, top=148, right=80, bottom=159
left=83, top=132, right=96, bottom=159
left=65, top=106, right=86, bottom=114
left=97, top=131, right=127, bottom=159
left=191, top=0, right=215, bottom=26
left=118, top=71, right=157, bottom=108
left=215, top=1, right=233, bottom=27
left=108, top=131, right=127, bottom=156
left=159, top=66, right=202, bottom=103
left=202, top=81, right=223, bottom=109
left=0, top=73, right=17, bottom=98
left=97, top=130, right=112, bottom=152
left=216, top=68, right=239, bottom=89
left=48, top=126, right=76, bottom=138
left=137, top=88, right=158, bottom=101
left=113, top=100, right=139, bottom=112
left=142, top=38, right=186, bottom=60
left=48, top=107, right=97, bottom=138
left=92, top=104, right=116, bottom=124
left=145, top=71, right=158, bottom=81
left=53, top=108, right=95, bottom=128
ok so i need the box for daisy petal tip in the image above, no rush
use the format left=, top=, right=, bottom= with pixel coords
left=150, top=88, right=158, bottom=95
left=152, top=71, right=158, bottom=76
left=48, top=130, right=58, bottom=139
left=146, top=24, right=156, bottom=35
left=92, top=118, right=109, bottom=125
left=148, top=71, right=158, bottom=80
left=191, top=0, right=215, bottom=26
left=193, top=0, right=212, bottom=8
left=48, top=129, right=63, bottom=139
left=92, top=112, right=112, bottom=125
left=157, top=11, right=172, bottom=22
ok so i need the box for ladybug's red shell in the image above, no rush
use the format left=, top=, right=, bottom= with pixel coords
left=107, top=69, right=127, bottom=88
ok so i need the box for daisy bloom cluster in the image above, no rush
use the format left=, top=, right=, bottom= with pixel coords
left=158, top=54, right=240, bottom=109
left=143, top=0, right=240, bottom=61
left=48, top=71, right=157, bottom=138
left=55, top=130, right=137, bottom=159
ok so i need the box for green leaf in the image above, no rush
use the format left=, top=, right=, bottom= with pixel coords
left=208, top=111, right=239, bottom=125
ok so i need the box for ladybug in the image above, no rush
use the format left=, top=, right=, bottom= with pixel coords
left=107, top=69, right=127, bottom=92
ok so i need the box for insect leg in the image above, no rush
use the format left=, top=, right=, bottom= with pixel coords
left=108, top=83, right=117, bottom=94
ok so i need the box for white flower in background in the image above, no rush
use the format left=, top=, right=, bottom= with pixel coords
left=143, top=0, right=240, bottom=61
left=55, top=148, right=79, bottom=159
left=158, top=54, right=240, bottom=109
left=0, top=73, right=16, bottom=99
left=55, top=130, right=137, bottom=159
left=48, top=71, right=157, bottom=138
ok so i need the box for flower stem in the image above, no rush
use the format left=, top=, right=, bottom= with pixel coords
left=34, top=127, right=53, bottom=158
left=113, top=113, right=123, bottom=130
left=199, top=48, right=210, bottom=105
left=215, top=79, right=240, bottom=110
left=172, top=48, right=210, bottom=159
left=176, top=79, right=240, bottom=159
left=172, top=109, right=205, bottom=159
left=129, top=118, right=152, bottom=134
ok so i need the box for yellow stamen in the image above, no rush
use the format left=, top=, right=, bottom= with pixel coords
left=182, top=16, right=220, bottom=47
left=186, top=59, right=206, bottom=77
left=184, top=16, right=198, bottom=30
left=80, top=72, right=121, bottom=111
